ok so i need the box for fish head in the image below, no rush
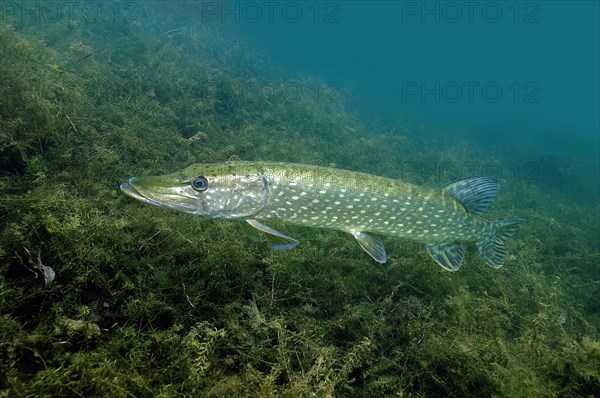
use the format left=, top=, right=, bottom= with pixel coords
left=120, top=162, right=271, bottom=219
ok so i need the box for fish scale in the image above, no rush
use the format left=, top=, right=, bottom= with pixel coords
left=259, top=163, right=476, bottom=243
left=120, top=161, right=526, bottom=271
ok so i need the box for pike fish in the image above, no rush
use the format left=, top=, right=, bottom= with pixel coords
left=120, top=161, right=526, bottom=271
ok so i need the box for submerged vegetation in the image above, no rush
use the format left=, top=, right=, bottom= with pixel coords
left=1, top=4, right=599, bottom=397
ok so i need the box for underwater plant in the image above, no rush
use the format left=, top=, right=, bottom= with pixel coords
left=1, top=4, right=599, bottom=397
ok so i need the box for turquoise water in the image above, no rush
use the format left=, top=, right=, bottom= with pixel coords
left=0, top=1, right=598, bottom=396
left=233, top=1, right=599, bottom=159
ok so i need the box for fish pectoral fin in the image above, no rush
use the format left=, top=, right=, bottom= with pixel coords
left=352, top=232, right=387, bottom=263
left=426, top=243, right=466, bottom=271
left=239, top=220, right=263, bottom=241
left=242, top=219, right=299, bottom=250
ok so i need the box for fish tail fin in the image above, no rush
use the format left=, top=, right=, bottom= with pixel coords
left=477, top=218, right=527, bottom=268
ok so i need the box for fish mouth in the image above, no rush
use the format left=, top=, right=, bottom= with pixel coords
left=120, top=180, right=164, bottom=206
left=120, top=178, right=198, bottom=212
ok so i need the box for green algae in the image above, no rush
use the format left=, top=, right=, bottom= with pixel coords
left=0, top=8, right=599, bottom=398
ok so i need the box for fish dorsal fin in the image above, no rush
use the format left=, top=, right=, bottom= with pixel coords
left=426, top=243, right=466, bottom=271
left=241, top=219, right=299, bottom=250
left=440, top=177, right=498, bottom=217
left=228, top=155, right=242, bottom=162
left=352, top=232, right=387, bottom=263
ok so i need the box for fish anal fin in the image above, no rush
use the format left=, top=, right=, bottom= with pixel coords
left=440, top=177, right=498, bottom=217
left=242, top=219, right=299, bottom=250
left=353, top=232, right=387, bottom=263
left=477, top=218, right=527, bottom=268
left=426, top=242, right=466, bottom=271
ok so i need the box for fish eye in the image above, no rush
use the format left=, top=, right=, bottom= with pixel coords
left=191, top=176, right=209, bottom=191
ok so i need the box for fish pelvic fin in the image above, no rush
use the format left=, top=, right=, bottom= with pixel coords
left=353, top=232, right=387, bottom=263
left=426, top=242, right=466, bottom=272
left=477, top=218, right=527, bottom=268
left=241, top=219, right=299, bottom=250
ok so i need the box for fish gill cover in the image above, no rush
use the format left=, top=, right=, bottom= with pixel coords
left=0, top=1, right=598, bottom=397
